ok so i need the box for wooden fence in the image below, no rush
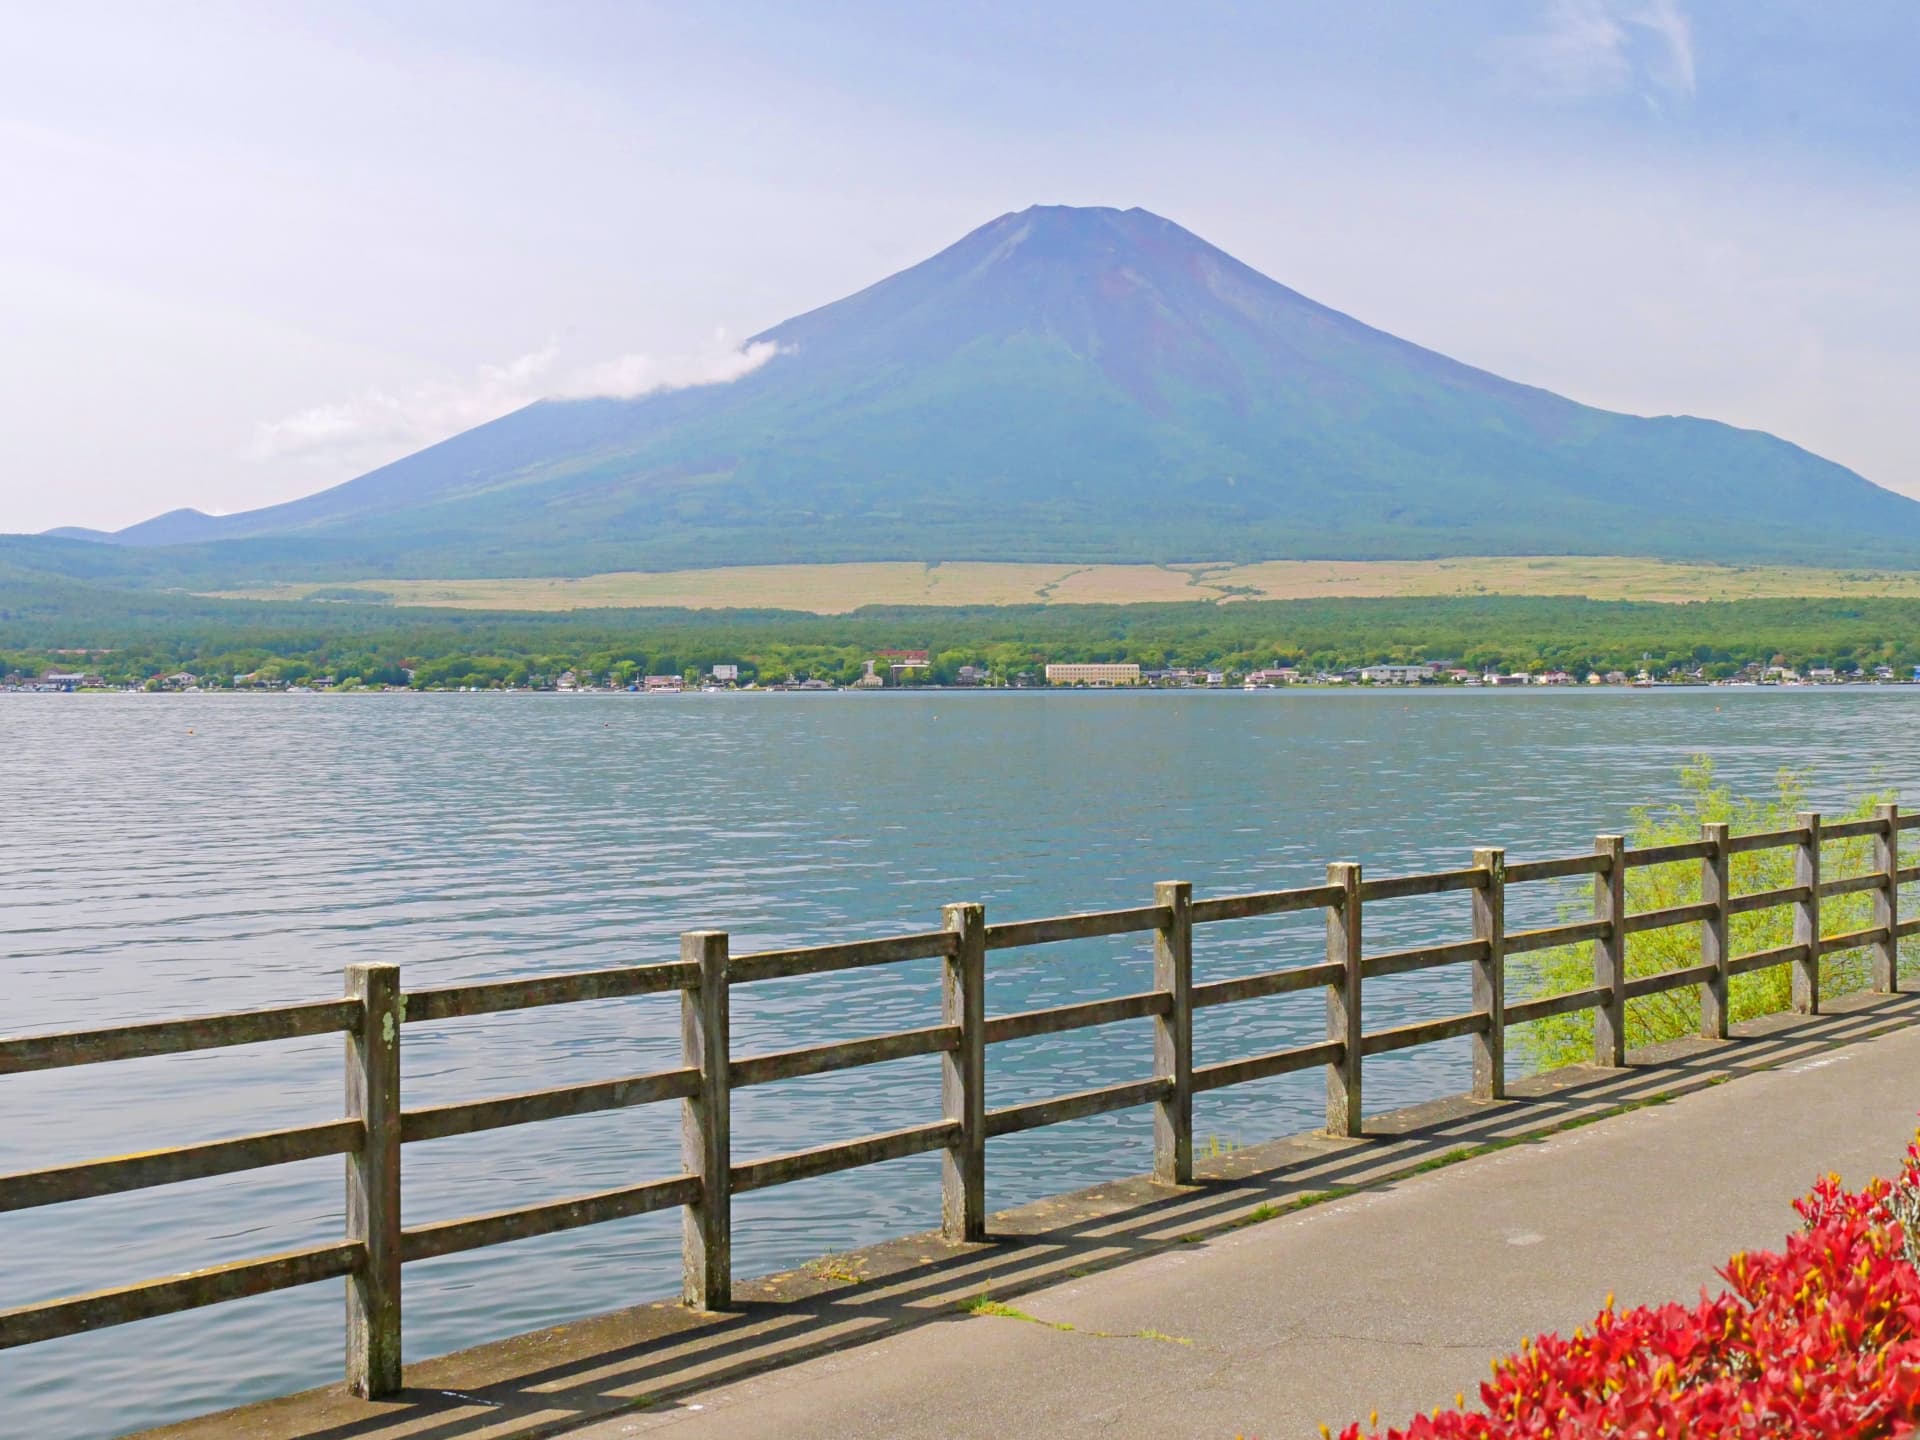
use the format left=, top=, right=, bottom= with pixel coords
left=2, top=805, right=1915, bottom=1399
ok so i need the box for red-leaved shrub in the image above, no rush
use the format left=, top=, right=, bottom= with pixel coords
left=1330, top=1130, right=1920, bottom=1438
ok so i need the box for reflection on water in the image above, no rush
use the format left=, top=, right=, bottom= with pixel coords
left=4, top=687, right=1916, bottom=1437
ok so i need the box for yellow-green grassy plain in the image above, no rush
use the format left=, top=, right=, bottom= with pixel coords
left=207, top=556, right=1920, bottom=615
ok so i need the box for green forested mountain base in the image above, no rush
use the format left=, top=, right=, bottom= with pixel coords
left=7, top=562, right=1920, bottom=687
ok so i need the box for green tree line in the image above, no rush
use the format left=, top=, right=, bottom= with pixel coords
left=7, top=569, right=1920, bottom=688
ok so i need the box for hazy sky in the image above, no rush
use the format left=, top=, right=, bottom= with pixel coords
left=3, top=1, right=1917, bottom=534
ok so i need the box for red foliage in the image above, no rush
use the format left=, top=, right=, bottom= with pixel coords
left=1331, top=1133, right=1920, bottom=1439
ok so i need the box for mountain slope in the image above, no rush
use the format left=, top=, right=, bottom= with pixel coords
left=42, top=205, right=1920, bottom=578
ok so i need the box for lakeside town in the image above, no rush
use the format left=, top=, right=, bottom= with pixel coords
left=8, top=649, right=1918, bottom=694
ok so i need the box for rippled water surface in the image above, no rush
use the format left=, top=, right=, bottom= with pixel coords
left=6, top=688, right=1919, bottom=1438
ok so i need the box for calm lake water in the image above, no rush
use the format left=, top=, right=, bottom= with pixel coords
left=6, top=687, right=1920, bottom=1438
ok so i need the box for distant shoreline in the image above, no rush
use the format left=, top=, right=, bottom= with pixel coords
left=10, top=681, right=1917, bottom=698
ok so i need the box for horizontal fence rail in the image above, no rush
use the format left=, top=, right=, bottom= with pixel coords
left=0, top=1120, right=364, bottom=1213
left=0, top=1000, right=358, bottom=1075
left=3, top=801, right=1913, bottom=1400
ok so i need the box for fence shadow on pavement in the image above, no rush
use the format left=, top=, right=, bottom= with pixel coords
left=145, top=990, right=1920, bottom=1440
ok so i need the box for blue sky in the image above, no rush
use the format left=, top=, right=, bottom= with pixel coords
left=3, top=1, right=1916, bottom=532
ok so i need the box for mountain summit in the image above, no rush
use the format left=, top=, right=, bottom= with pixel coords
left=62, top=205, right=1920, bottom=575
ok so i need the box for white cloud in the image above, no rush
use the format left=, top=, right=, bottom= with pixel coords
left=1496, top=1, right=1695, bottom=104
left=1633, top=0, right=1695, bottom=98
left=248, top=335, right=780, bottom=469
left=553, top=336, right=783, bottom=400
left=247, top=346, right=558, bottom=465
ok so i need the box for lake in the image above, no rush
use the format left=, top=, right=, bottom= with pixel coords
left=5, top=687, right=1918, bottom=1438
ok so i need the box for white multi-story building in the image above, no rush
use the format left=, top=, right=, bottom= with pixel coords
left=1358, top=664, right=1430, bottom=685
left=1044, top=663, right=1142, bottom=686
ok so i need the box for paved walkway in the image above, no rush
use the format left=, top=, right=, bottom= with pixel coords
left=153, top=994, right=1920, bottom=1440
left=584, top=1008, right=1920, bottom=1440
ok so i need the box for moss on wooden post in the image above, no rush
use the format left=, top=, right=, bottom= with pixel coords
left=1593, top=835, right=1626, bottom=1066
left=1471, top=848, right=1505, bottom=1100
left=1152, top=881, right=1193, bottom=1184
left=345, top=962, right=402, bottom=1398
left=941, top=902, right=986, bottom=1241
left=1325, top=863, right=1363, bottom=1137
left=1873, top=803, right=1899, bottom=994
left=1701, top=822, right=1731, bottom=1039
left=1793, top=813, right=1821, bottom=1014
left=680, top=931, right=730, bottom=1310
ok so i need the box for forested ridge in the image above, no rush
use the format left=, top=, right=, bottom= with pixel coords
left=6, top=565, right=1920, bottom=687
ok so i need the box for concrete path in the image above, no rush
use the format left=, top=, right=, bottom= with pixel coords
left=581, top=1017, right=1920, bottom=1440
left=150, top=996, right=1920, bottom=1440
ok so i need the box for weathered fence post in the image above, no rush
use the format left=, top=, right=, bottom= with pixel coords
left=1152, top=880, right=1194, bottom=1184
left=681, top=930, right=731, bottom=1309
left=345, top=962, right=402, bottom=1398
left=1700, top=822, right=1731, bottom=1039
left=941, top=902, right=987, bottom=1240
left=1793, top=812, right=1821, bottom=1014
left=1325, top=863, right=1363, bottom=1137
left=1471, top=847, right=1505, bottom=1100
left=1593, top=834, right=1627, bottom=1067
left=1873, top=802, right=1899, bottom=994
